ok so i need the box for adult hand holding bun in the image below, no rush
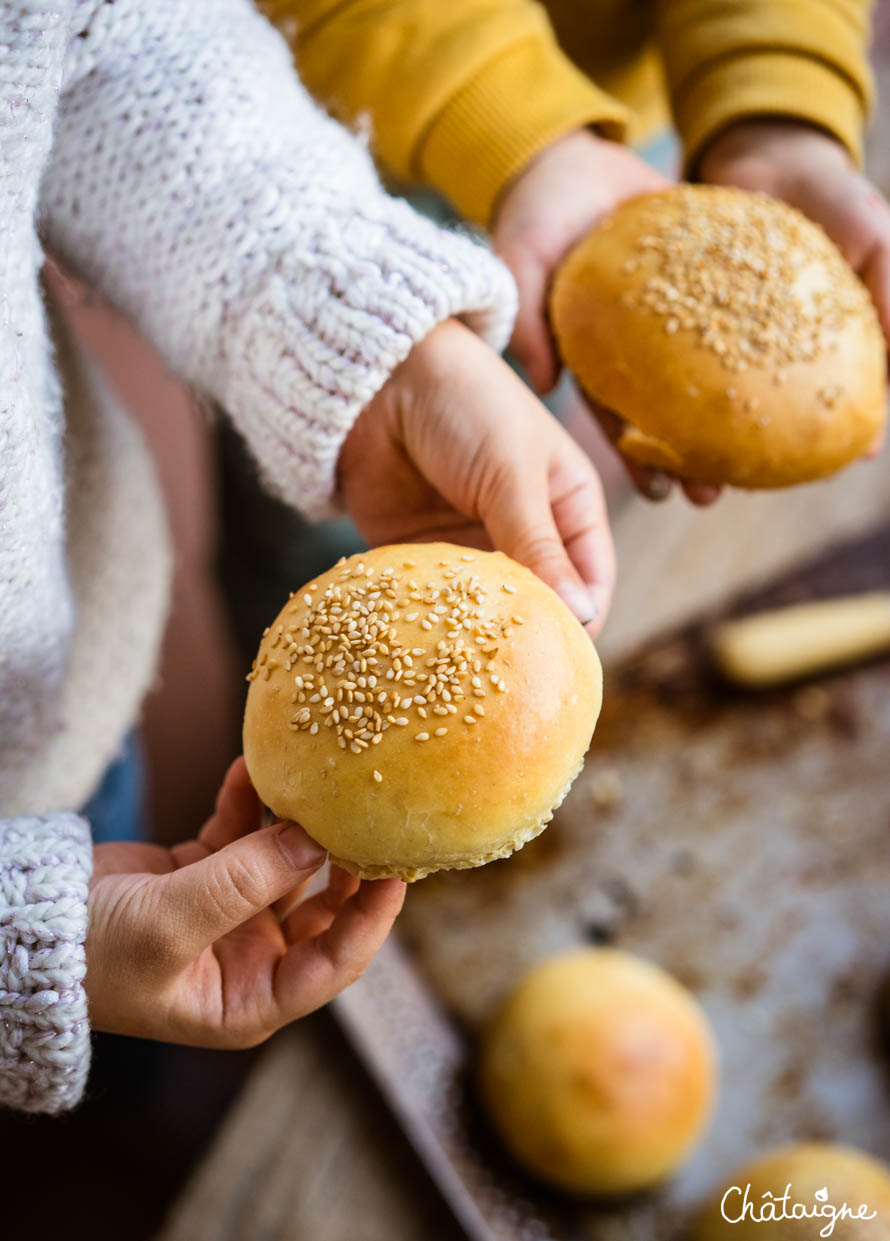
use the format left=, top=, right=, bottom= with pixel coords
left=340, top=318, right=615, bottom=636
left=243, top=544, right=602, bottom=882
left=551, top=185, right=887, bottom=491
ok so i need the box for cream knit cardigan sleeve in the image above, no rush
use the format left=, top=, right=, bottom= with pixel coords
left=1, top=0, right=516, bottom=1116
left=41, top=0, right=518, bottom=515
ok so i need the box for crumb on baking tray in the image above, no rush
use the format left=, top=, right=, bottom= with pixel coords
left=588, top=768, right=624, bottom=809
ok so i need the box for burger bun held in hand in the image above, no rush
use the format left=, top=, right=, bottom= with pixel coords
left=551, top=185, right=886, bottom=490
left=243, top=544, right=602, bottom=881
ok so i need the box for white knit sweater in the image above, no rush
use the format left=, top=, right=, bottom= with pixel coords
left=0, top=0, right=516, bottom=1113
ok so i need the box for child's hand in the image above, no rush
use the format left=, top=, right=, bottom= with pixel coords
left=492, top=129, right=669, bottom=392
left=86, top=759, right=404, bottom=1047
left=338, top=318, right=615, bottom=634
left=700, top=119, right=890, bottom=352
left=491, top=131, right=718, bottom=505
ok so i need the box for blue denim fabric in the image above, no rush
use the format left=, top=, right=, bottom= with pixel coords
left=80, top=733, right=147, bottom=843
left=637, top=127, right=680, bottom=176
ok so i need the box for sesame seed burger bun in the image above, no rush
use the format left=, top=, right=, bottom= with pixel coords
left=242, top=544, right=602, bottom=882
left=551, top=185, right=887, bottom=489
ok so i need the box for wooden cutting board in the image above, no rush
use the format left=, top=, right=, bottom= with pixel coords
left=599, top=458, right=890, bottom=664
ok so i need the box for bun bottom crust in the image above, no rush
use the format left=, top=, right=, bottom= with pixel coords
left=327, top=757, right=584, bottom=882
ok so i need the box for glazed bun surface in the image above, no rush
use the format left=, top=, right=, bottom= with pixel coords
left=551, top=185, right=886, bottom=489
left=478, top=948, right=717, bottom=1196
left=243, top=544, right=602, bottom=881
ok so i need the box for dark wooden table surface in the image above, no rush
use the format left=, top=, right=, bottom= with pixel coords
left=157, top=1012, right=464, bottom=1241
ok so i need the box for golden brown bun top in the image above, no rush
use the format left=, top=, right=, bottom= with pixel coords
left=697, top=1143, right=890, bottom=1238
left=551, top=185, right=886, bottom=489
left=479, top=947, right=717, bottom=1196
left=242, top=544, right=602, bottom=881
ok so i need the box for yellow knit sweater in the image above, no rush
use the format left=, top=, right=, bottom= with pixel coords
left=262, top=0, right=874, bottom=227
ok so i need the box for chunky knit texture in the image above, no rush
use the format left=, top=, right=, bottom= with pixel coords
left=0, top=0, right=517, bottom=1113
left=0, top=7, right=74, bottom=790
left=42, top=0, right=517, bottom=514
left=0, top=814, right=92, bottom=1113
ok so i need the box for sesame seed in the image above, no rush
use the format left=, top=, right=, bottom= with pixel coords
left=626, top=187, right=869, bottom=374
left=415, top=733, right=430, bottom=742
left=464, top=715, right=477, bottom=726
left=502, top=584, right=516, bottom=594
left=259, top=552, right=518, bottom=763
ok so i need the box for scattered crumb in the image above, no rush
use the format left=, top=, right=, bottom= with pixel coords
left=792, top=684, right=831, bottom=722
left=589, top=768, right=624, bottom=809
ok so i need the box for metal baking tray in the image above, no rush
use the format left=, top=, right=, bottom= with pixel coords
left=334, top=526, right=890, bottom=1240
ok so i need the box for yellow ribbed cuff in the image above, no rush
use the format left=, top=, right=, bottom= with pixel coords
left=419, top=38, right=629, bottom=227
left=677, top=50, right=866, bottom=174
